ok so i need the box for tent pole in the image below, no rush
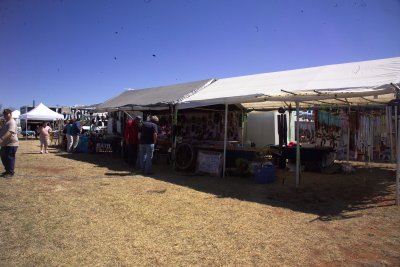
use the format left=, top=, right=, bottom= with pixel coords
left=241, top=108, right=245, bottom=146
left=369, top=116, right=373, bottom=165
left=174, top=107, right=178, bottom=168
left=223, top=104, right=228, bottom=178
left=347, top=105, right=350, bottom=162
left=396, top=106, right=398, bottom=164
left=288, top=107, right=292, bottom=143
left=389, top=107, right=394, bottom=162
left=295, top=102, right=300, bottom=187
left=397, top=121, right=400, bottom=205
left=171, top=105, right=177, bottom=168
left=25, top=106, right=28, bottom=141
left=25, top=119, right=28, bottom=141
left=385, top=106, right=390, bottom=160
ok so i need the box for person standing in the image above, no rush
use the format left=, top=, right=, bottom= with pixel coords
left=65, top=120, right=74, bottom=152
left=123, top=116, right=142, bottom=167
left=38, top=122, right=52, bottom=154
left=34, top=125, right=39, bottom=139
left=138, top=115, right=158, bottom=175
left=71, top=119, right=81, bottom=152
left=0, top=109, right=19, bottom=178
left=123, top=119, right=134, bottom=164
left=133, top=116, right=143, bottom=169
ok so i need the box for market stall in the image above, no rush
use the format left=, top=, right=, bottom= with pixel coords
left=95, top=57, right=400, bottom=204
left=95, top=79, right=215, bottom=160
left=177, top=56, right=400, bottom=204
left=138, top=105, right=257, bottom=175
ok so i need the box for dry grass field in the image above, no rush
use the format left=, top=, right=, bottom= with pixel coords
left=1, top=139, right=399, bottom=266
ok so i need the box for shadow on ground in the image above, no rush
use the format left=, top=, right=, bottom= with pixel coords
left=57, top=151, right=396, bottom=220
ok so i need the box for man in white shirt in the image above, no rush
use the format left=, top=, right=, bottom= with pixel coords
left=0, top=109, right=19, bottom=178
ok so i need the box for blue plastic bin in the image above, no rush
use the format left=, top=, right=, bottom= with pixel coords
left=254, top=165, right=276, bottom=184
left=75, top=136, right=88, bottom=153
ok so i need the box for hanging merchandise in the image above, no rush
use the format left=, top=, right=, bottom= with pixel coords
left=314, top=108, right=348, bottom=149
left=288, top=104, right=293, bottom=142
left=303, top=122, right=314, bottom=143
left=354, top=110, right=387, bottom=162
left=176, top=110, right=242, bottom=142
left=277, top=108, right=287, bottom=147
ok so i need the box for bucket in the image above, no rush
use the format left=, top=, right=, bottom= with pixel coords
left=254, top=165, right=276, bottom=184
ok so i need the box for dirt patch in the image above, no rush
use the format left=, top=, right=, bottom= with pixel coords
left=0, top=140, right=399, bottom=266
left=29, top=166, right=71, bottom=174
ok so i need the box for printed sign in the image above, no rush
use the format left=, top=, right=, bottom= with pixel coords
left=196, top=150, right=222, bottom=176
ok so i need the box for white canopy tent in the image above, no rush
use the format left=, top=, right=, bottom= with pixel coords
left=177, top=57, right=400, bottom=205
left=12, top=110, right=21, bottom=131
left=11, top=110, right=21, bottom=119
left=19, top=103, right=64, bottom=140
left=19, top=103, right=64, bottom=121
left=178, top=57, right=400, bottom=109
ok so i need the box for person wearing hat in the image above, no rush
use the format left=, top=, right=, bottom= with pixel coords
left=0, top=109, right=19, bottom=178
left=138, top=115, right=158, bottom=175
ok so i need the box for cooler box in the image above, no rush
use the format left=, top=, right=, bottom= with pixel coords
left=254, top=165, right=276, bottom=184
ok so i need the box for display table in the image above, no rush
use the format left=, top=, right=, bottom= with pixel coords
left=269, top=145, right=335, bottom=171
left=21, top=131, right=36, bottom=138
left=89, top=135, right=122, bottom=154
left=174, top=142, right=270, bottom=170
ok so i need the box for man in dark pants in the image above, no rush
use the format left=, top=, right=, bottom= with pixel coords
left=138, top=116, right=158, bottom=175
left=0, top=109, right=19, bottom=178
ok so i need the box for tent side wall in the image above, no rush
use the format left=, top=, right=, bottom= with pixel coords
left=246, top=111, right=278, bottom=147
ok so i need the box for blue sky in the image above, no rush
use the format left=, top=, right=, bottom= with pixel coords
left=1, top=0, right=399, bottom=110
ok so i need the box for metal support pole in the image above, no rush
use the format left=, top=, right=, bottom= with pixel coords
left=25, top=119, right=28, bottom=141
left=223, top=104, right=228, bottom=178
left=396, top=106, right=398, bottom=163
left=241, top=109, right=245, bottom=146
left=170, top=105, right=174, bottom=166
left=172, top=106, right=178, bottom=168
left=389, top=107, right=394, bottom=162
left=296, top=102, right=300, bottom=187
left=347, top=106, right=350, bottom=162
left=397, top=121, right=400, bottom=205
left=25, top=106, right=28, bottom=141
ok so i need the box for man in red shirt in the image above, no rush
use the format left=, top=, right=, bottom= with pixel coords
left=123, top=116, right=142, bottom=168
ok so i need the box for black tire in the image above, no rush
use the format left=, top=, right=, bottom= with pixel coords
left=175, top=143, right=194, bottom=170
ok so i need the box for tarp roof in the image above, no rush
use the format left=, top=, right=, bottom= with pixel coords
left=177, top=57, right=400, bottom=110
left=19, top=103, right=64, bottom=121
left=96, top=79, right=215, bottom=111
